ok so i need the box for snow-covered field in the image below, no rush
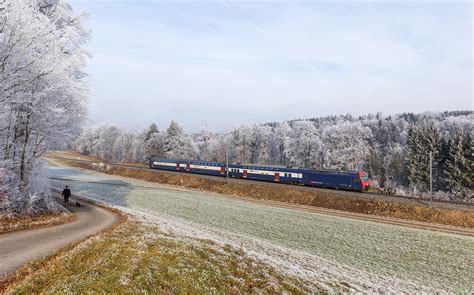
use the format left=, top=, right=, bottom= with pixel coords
left=48, top=166, right=474, bottom=293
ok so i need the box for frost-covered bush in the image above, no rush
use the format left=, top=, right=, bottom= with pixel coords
left=391, top=186, right=465, bottom=202
left=91, top=162, right=112, bottom=172
left=369, top=179, right=380, bottom=190
left=0, top=160, right=65, bottom=217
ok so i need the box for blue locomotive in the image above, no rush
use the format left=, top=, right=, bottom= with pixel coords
left=148, top=158, right=371, bottom=192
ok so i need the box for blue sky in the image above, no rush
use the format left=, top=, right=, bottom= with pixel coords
left=70, top=0, right=473, bottom=132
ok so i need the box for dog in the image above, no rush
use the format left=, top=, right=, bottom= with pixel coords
left=75, top=201, right=81, bottom=207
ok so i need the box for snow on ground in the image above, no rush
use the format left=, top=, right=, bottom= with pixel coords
left=48, top=166, right=474, bottom=293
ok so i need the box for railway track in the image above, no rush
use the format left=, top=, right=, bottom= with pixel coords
left=48, top=175, right=474, bottom=237
left=44, top=155, right=473, bottom=210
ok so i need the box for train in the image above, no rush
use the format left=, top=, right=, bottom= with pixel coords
left=148, top=157, right=371, bottom=192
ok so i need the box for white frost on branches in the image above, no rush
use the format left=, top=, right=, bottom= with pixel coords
left=320, top=121, right=372, bottom=170
left=73, top=111, right=473, bottom=201
left=74, top=121, right=197, bottom=163
left=162, top=121, right=196, bottom=160
left=0, top=0, right=90, bottom=216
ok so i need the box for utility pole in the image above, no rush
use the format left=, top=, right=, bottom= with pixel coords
left=226, top=147, right=229, bottom=183
left=429, top=151, right=433, bottom=204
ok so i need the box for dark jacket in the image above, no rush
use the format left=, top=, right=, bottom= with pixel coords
left=62, top=189, right=71, bottom=197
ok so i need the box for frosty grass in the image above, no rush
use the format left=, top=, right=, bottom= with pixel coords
left=48, top=166, right=474, bottom=293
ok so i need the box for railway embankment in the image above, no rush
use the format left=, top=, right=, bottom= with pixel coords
left=51, top=154, right=474, bottom=229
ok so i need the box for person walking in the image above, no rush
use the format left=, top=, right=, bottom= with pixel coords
left=62, top=186, right=71, bottom=204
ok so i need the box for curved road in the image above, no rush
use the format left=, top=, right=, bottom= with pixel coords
left=0, top=197, right=118, bottom=277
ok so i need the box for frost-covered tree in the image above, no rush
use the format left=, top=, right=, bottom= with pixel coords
left=144, top=133, right=163, bottom=160
left=248, top=125, right=270, bottom=164
left=444, top=130, right=473, bottom=200
left=195, top=130, right=212, bottom=161
left=75, top=124, right=143, bottom=163
left=113, top=131, right=135, bottom=162
left=95, top=125, right=123, bottom=161
left=162, top=121, right=195, bottom=159
left=366, top=143, right=381, bottom=178
left=229, top=125, right=252, bottom=163
left=0, top=0, right=89, bottom=216
left=273, top=122, right=292, bottom=165
left=145, top=123, right=159, bottom=141
left=294, top=122, right=321, bottom=168
left=130, top=130, right=146, bottom=162
left=381, top=143, right=407, bottom=187
left=74, top=127, right=98, bottom=155
left=143, top=123, right=163, bottom=161
left=320, top=121, right=372, bottom=170
left=406, top=121, right=441, bottom=191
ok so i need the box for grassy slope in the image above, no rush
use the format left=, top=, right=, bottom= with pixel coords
left=4, top=220, right=314, bottom=294
left=45, top=165, right=474, bottom=292
left=0, top=213, right=75, bottom=235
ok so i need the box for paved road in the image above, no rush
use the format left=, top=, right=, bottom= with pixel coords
left=0, top=197, right=118, bottom=277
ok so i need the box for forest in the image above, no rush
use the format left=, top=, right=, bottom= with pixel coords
left=74, top=111, right=473, bottom=201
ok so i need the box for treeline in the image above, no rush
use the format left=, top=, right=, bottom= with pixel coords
left=0, top=0, right=89, bottom=216
left=74, top=111, right=473, bottom=201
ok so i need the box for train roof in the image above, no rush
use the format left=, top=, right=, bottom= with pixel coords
left=299, top=167, right=360, bottom=173
left=236, top=163, right=294, bottom=169
left=235, top=163, right=359, bottom=174
left=150, top=157, right=223, bottom=165
left=151, top=157, right=362, bottom=174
